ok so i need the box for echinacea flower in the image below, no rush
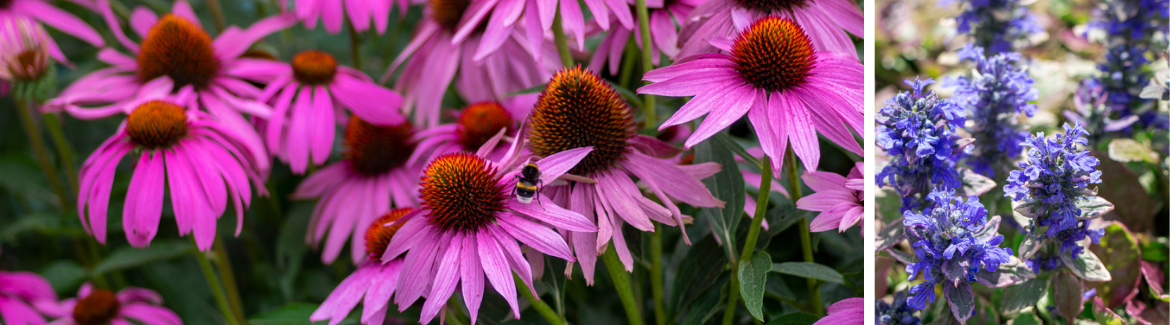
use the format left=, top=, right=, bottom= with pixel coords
left=678, top=0, right=862, bottom=59
left=291, top=0, right=408, bottom=34
left=46, top=0, right=298, bottom=171
left=311, top=208, right=412, bottom=325
left=640, top=17, right=863, bottom=174
left=0, top=268, right=56, bottom=325
left=939, top=0, right=1042, bottom=54
left=875, top=291, right=922, bottom=325
left=382, top=146, right=599, bottom=323
left=0, top=17, right=49, bottom=84
left=292, top=117, right=421, bottom=264
left=588, top=0, right=703, bottom=75
left=812, top=298, right=863, bottom=325
left=408, top=99, right=531, bottom=166
left=444, top=0, right=635, bottom=63
left=798, top=162, right=863, bottom=233
left=876, top=78, right=967, bottom=211
left=531, top=66, right=722, bottom=282
left=944, top=44, right=1036, bottom=177
left=903, top=189, right=1013, bottom=311
left=0, top=0, right=105, bottom=63
left=40, top=283, right=181, bottom=325
left=1003, top=123, right=1107, bottom=259
left=255, top=50, right=405, bottom=174
left=381, top=0, right=556, bottom=127
left=78, top=99, right=266, bottom=251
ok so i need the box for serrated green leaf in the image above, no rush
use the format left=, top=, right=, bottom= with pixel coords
left=875, top=217, right=904, bottom=252
left=1000, top=275, right=1050, bottom=315
left=671, top=235, right=727, bottom=315
left=1107, top=138, right=1156, bottom=163
left=1018, top=233, right=1047, bottom=261
left=1073, top=196, right=1113, bottom=220
left=92, top=240, right=193, bottom=276
left=739, top=252, right=771, bottom=321
left=945, top=281, right=974, bottom=324
left=694, top=138, right=746, bottom=259
left=771, top=262, right=845, bottom=284
left=1060, top=249, right=1112, bottom=282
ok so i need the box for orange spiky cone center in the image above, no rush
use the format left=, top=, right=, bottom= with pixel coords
left=365, top=207, right=413, bottom=259
left=291, top=50, right=338, bottom=85
left=419, top=152, right=508, bottom=232
left=529, top=66, right=635, bottom=177
left=431, top=0, right=471, bottom=30
left=72, top=289, right=120, bottom=325
left=731, top=17, right=816, bottom=93
left=457, top=102, right=513, bottom=151
left=137, top=15, right=220, bottom=90
left=126, top=100, right=189, bottom=149
left=344, top=116, right=416, bottom=177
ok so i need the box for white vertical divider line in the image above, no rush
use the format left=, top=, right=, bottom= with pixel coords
left=863, top=0, right=877, bottom=323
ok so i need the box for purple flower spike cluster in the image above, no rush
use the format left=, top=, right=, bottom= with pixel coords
left=877, top=78, right=968, bottom=211
left=1063, top=80, right=1140, bottom=144
left=876, top=291, right=922, bottom=325
left=903, top=189, right=1013, bottom=310
left=938, top=0, right=1042, bottom=54
left=1087, top=0, right=1170, bottom=129
left=945, top=44, right=1037, bottom=177
left=1004, top=123, right=1106, bottom=259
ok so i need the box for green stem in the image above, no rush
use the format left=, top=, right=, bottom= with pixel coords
left=41, top=113, right=78, bottom=198
left=206, top=0, right=227, bottom=33
left=722, top=156, right=774, bottom=325
left=634, top=0, right=656, bottom=129
left=193, top=239, right=241, bottom=325
left=14, top=99, right=68, bottom=211
left=347, top=20, right=363, bottom=69
left=551, top=11, right=574, bottom=67
left=787, top=150, right=822, bottom=316
left=650, top=225, right=666, bottom=325
left=446, top=296, right=470, bottom=325
left=618, top=38, right=638, bottom=89
left=602, top=246, right=644, bottom=325
left=515, top=274, right=565, bottom=325
left=213, top=237, right=245, bottom=322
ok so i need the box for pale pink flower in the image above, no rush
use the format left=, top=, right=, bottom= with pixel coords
left=0, top=268, right=56, bottom=325
left=798, top=162, right=863, bottom=233
left=678, top=0, right=861, bottom=59
left=0, top=0, right=105, bottom=64
left=311, top=208, right=413, bottom=325
left=41, top=283, right=182, bottom=325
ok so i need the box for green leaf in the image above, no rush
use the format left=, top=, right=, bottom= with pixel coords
left=715, top=133, right=764, bottom=170
left=1072, top=196, right=1113, bottom=220
left=875, top=217, right=904, bottom=252
left=1052, top=271, right=1083, bottom=325
left=0, top=155, right=58, bottom=205
left=671, top=235, right=728, bottom=315
left=958, top=168, right=996, bottom=198
left=1060, top=249, right=1112, bottom=282
left=1, top=213, right=60, bottom=242
left=1106, top=138, right=1157, bottom=163
left=945, top=281, right=975, bottom=324
left=92, top=240, right=193, bottom=276
left=276, top=202, right=313, bottom=301
left=975, top=256, right=1034, bottom=288
left=39, top=260, right=88, bottom=294
left=679, top=277, right=726, bottom=325
left=694, top=138, right=746, bottom=259
left=1000, top=275, right=1050, bottom=315
left=1017, top=233, right=1047, bottom=260
left=502, top=83, right=545, bottom=97
left=738, top=252, right=771, bottom=321
left=248, top=302, right=352, bottom=325
left=771, top=262, right=845, bottom=284
left=764, top=312, right=819, bottom=325
left=1007, top=312, right=1042, bottom=325
left=1090, top=297, right=1126, bottom=325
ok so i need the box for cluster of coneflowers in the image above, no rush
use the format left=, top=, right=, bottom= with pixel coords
left=1, top=0, right=864, bottom=324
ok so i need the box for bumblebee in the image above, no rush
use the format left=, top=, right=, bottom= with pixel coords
left=513, top=163, right=543, bottom=204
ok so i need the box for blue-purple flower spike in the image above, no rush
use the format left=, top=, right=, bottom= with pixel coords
left=945, top=44, right=1037, bottom=177
left=902, top=189, right=1013, bottom=310
left=876, top=291, right=922, bottom=325
left=939, top=0, right=1042, bottom=53
left=877, top=78, right=968, bottom=211
left=1086, top=0, right=1170, bottom=129
left=1004, top=123, right=1107, bottom=260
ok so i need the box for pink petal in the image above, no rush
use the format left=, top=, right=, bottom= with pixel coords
left=496, top=213, right=575, bottom=260
left=460, top=234, right=485, bottom=323
left=477, top=229, right=520, bottom=318
left=123, top=152, right=165, bottom=248
left=420, top=232, right=464, bottom=323
left=506, top=196, right=596, bottom=232
left=311, top=86, right=335, bottom=166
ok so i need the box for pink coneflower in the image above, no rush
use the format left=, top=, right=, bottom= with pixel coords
left=447, top=0, right=634, bottom=62
left=0, top=0, right=104, bottom=63
left=0, top=268, right=56, bottom=325
left=408, top=99, right=532, bottom=166
left=528, top=67, right=722, bottom=282
left=77, top=99, right=266, bottom=251
left=291, top=0, right=407, bottom=34
left=381, top=0, right=557, bottom=127
left=311, top=208, right=412, bottom=325
left=292, top=116, right=421, bottom=265
left=639, top=17, right=862, bottom=173
left=589, top=0, right=704, bottom=75
left=256, top=50, right=405, bottom=174
left=0, top=16, right=50, bottom=89
left=45, top=0, right=298, bottom=171
left=40, top=283, right=182, bottom=325
left=381, top=144, right=598, bottom=323
left=677, top=0, right=862, bottom=59
left=798, top=162, right=863, bottom=233
left=812, top=297, right=863, bottom=325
